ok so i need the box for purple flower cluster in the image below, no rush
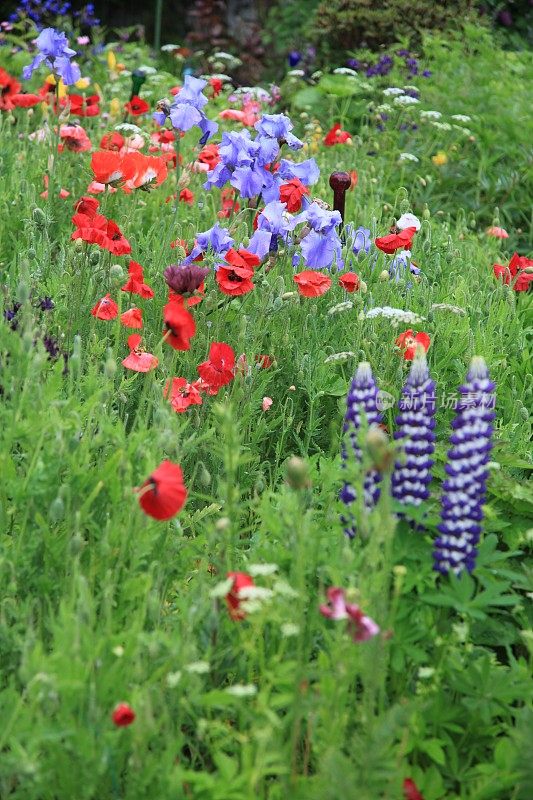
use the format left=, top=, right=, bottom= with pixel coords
left=183, top=222, right=234, bottom=264
left=22, top=27, right=81, bottom=85
left=339, top=362, right=383, bottom=538
left=346, top=50, right=431, bottom=80
left=433, top=357, right=496, bottom=575
left=204, top=114, right=318, bottom=202
left=10, top=0, right=99, bottom=28
left=294, top=202, right=342, bottom=269
left=391, top=352, right=436, bottom=508
left=248, top=201, right=294, bottom=259
left=154, top=76, right=218, bottom=145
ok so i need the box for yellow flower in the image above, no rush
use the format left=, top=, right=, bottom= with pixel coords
left=75, top=77, right=91, bottom=90
left=109, top=98, right=121, bottom=116
left=107, top=50, right=117, bottom=71
left=432, top=151, right=448, bottom=166
left=45, top=74, right=68, bottom=98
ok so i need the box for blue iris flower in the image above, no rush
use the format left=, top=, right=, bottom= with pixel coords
left=22, top=27, right=81, bottom=85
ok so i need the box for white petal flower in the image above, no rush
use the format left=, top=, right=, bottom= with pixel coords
left=185, top=661, right=210, bottom=674
left=420, top=110, right=442, bottom=120
left=364, top=306, right=425, bottom=323
left=225, top=684, right=257, bottom=697
left=394, top=95, right=420, bottom=106
left=396, top=212, right=421, bottom=231
left=248, top=563, right=279, bottom=577
left=399, top=152, right=419, bottom=162
left=451, top=114, right=471, bottom=123
left=383, top=87, right=404, bottom=96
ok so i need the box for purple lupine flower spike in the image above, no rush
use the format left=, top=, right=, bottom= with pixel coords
left=392, top=351, right=436, bottom=510
left=340, top=362, right=383, bottom=537
left=433, top=357, right=496, bottom=575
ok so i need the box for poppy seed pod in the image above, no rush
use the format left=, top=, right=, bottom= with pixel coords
left=285, top=456, right=311, bottom=490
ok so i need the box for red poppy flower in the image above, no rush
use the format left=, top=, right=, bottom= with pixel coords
left=74, top=195, right=99, bottom=217
left=179, top=188, right=194, bottom=205
left=395, top=329, right=431, bottom=360
left=255, top=354, right=273, bottom=369
left=91, top=151, right=135, bottom=186
left=339, top=272, right=360, bottom=292
left=58, top=123, right=91, bottom=153
left=100, top=131, right=125, bottom=151
left=403, top=778, right=424, bottom=800
left=0, top=67, right=21, bottom=110
left=164, top=377, right=203, bottom=413
left=324, top=123, right=352, bottom=146
left=493, top=252, right=533, bottom=292
left=279, top=177, right=309, bottom=213
left=121, top=152, right=168, bottom=191
left=163, top=302, right=196, bottom=350
left=112, top=703, right=136, bottom=727
left=209, top=76, right=223, bottom=97
left=137, top=460, right=187, bottom=520
left=91, top=294, right=118, bottom=320
left=294, top=270, right=332, bottom=298
left=40, top=175, right=70, bottom=199
left=218, top=187, right=240, bottom=218
left=121, top=260, right=154, bottom=299
left=151, top=129, right=176, bottom=146
left=198, top=143, right=220, bottom=170
left=375, top=227, right=417, bottom=254
left=122, top=334, right=158, bottom=372
left=124, top=95, right=150, bottom=116
left=226, top=248, right=260, bottom=270
left=11, top=93, right=41, bottom=108
left=216, top=265, right=254, bottom=296
left=120, top=307, right=143, bottom=328
left=72, top=213, right=131, bottom=256
left=197, top=342, right=235, bottom=390
left=68, top=93, right=100, bottom=116
left=226, top=572, right=255, bottom=621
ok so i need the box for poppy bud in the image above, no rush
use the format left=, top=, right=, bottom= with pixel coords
left=359, top=280, right=368, bottom=293
left=110, top=264, right=124, bottom=282
left=28, top=247, right=37, bottom=260
left=199, top=464, right=211, bottom=487
left=74, top=237, right=84, bottom=251
left=89, top=250, right=100, bottom=266
left=70, top=532, right=85, bottom=555
left=365, top=426, right=394, bottom=473
left=272, top=297, right=283, bottom=311
left=285, top=456, right=311, bottom=490
left=17, top=280, right=30, bottom=303
left=216, top=516, right=231, bottom=532
left=379, top=270, right=389, bottom=282
left=104, top=355, right=117, bottom=379
left=48, top=496, right=65, bottom=523
left=422, top=205, right=430, bottom=220
left=32, top=207, right=46, bottom=227
left=112, top=702, right=136, bottom=727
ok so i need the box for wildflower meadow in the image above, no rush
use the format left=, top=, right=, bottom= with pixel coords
left=0, top=3, right=532, bottom=799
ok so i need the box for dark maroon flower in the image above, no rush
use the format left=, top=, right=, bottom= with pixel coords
left=164, top=263, right=210, bottom=296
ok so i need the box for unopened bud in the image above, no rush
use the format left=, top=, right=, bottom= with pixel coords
left=379, top=270, right=389, bottom=282
left=104, top=354, right=117, bottom=379
left=422, top=205, right=430, bottom=220
left=285, top=456, right=311, bottom=490
left=32, top=207, right=47, bottom=227
left=48, top=496, right=65, bottom=523
left=89, top=250, right=100, bottom=266
left=110, top=263, right=124, bottom=282
left=199, top=464, right=211, bottom=487
left=216, top=517, right=230, bottom=532
left=365, top=426, right=394, bottom=472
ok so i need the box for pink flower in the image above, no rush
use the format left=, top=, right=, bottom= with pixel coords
left=319, top=587, right=379, bottom=643
left=262, top=396, right=273, bottom=412
left=486, top=226, right=509, bottom=239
